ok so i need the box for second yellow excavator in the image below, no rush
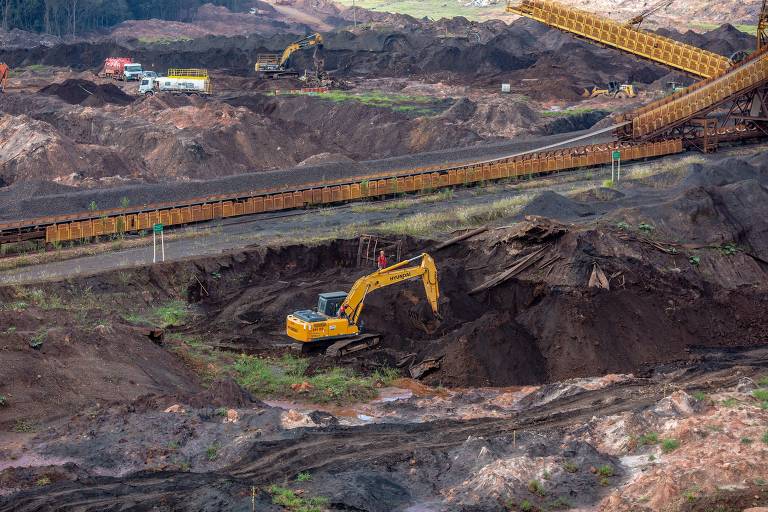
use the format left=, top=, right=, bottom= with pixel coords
left=286, top=253, right=439, bottom=356
left=255, top=33, right=324, bottom=79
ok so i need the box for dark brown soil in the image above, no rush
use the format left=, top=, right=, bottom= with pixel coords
left=39, top=79, right=135, bottom=106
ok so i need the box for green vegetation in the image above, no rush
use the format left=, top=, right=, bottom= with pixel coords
left=562, top=461, right=578, bottom=473
left=137, top=35, right=193, bottom=45
left=29, top=328, right=47, bottom=350
left=597, top=465, right=614, bottom=477
left=661, top=438, right=680, bottom=453
left=268, top=485, right=329, bottom=512
left=519, top=499, right=533, bottom=512
left=752, top=389, right=768, bottom=401
left=757, top=375, right=768, bottom=387
left=376, top=194, right=533, bottom=237
left=721, top=397, right=739, bottom=407
left=541, top=107, right=598, bottom=118
left=717, top=242, right=739, bottom=256
left=334, top=0, right=505, bottom=21
left=602, top=179, right=615, bottom=188
left=35, top=476, right=51, bottom=486
left=12, top=419, right=35, bottom=433
left=314, top=90, right=443, bottom=117
left=691, top=391, right=707, bottom=401
left=351, top=189, right=454, bottom=213
left=206, top=443, right=220, bottom=461
left=296, top=472, right=312, bottom=482
left=763, top=431, right=768, bottom=445
left=0, top=395, right=7, bottom=407
left=689, top=255, right=701, bottom=267
left=234, top=354, right=398, bottom=403
left=125, top=300, right=190, bottom=328
left=638, top=432, right=659, bottom=446
left=637, top=222, right=655, bottom=233
left=215, top=407, right=228, bottom=417
left=691, top=22, right=757, bottom=35
left=741, top=437, right=753, bottom=444
left=168, top=440, right=180, bottom=450
left=528, top=479, right=546, bottom=497
left=548, top=497, right=572, bottom=509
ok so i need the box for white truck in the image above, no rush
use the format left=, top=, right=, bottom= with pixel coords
left=138, top=68, right=212, bottom=96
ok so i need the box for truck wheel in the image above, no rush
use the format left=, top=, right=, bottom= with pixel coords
left=616, top=91, right=627, bottom=99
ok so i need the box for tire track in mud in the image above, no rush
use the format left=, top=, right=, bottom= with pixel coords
left=4, top=351, right=765, bottom=511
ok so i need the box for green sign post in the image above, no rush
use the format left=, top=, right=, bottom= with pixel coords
left=611, top=150, right=622, bottom=183
left=153, top=224, right=165, bottom=263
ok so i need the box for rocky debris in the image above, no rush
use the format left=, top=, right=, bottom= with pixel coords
left=296, top=152, right=356, bottom=167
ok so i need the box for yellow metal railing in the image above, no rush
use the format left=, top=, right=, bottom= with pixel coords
left=167, top=68, right=209, bottom=79
left=506, top=0, right=731, bottom=79
left=630, top=49, right=768, bottom=138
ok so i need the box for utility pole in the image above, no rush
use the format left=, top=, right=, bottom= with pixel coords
left=353, top=0, right=357, bottom=28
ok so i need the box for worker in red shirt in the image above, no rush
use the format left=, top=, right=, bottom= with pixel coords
left=377, top=250, right=387, bottom=270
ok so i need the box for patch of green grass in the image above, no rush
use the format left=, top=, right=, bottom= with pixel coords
left=691, top=391, right=707, bottom=401
left=138, top=35, right=193, bottom=44
left=206, top=442, right=220, bottom=461
left=763, top=431, right=768, bottom=445
left=519, top=499, right=533, bottom=512
left=752, top=389, right=768, bottom=401
left=29, top=328, right=47, bottom=350
left=691, top=22, right=757, bottom=35
left=562, top=461, right=578, bottom=473
left=597, top=465, right=614, bottom=477
left=638, top=432, right=659, bottom=445
left=336, top=0, right=505, bottom=20
left=661, top=438, right=680, bottom=453
left=316, top=90, right=443, bottom=116
left=215, top=407, right=228, bottom=417
left=757, top=375, right=768, bottom=387
left=528, top=479, right=546, bottom=497
left=637, top=222, right=655, bottom=233
left=35, top=476, right=51, bottom=486
left=23, top=64, right=50, bottom=73
left=689, top=255, right=701, bottom=267
left=721, top=398, right=739, bottom=407
left=125, top=300, right=190, bottom=328
left=741, top=437, right=753, bottom=444
left=12, top=419, right=35, bottom=433
left=0, top=301, right=28, bottom=311
left=541, top=107, right=597, bottom=118
left=233, top=354, right=398, bottom=404
left=296, top=471, right=312, bottom=482
left=168, top=440, right=180, bottom=450
left=268, top=485, right=329, bottom=512
left=548, top=497, right=572, bottom=510
left=602, top=179, right=614, bottom=188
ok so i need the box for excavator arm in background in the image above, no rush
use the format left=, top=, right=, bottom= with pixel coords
left=279, top=33, right=324, bottom=67
left=626, top=0, right=675, bottom=27
left=342, top=253, right=440, bottom=326
left=0, top=63, right=9, bottom=93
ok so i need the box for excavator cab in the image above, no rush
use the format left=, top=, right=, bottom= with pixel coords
left=317, top=292, right=347, bottom=317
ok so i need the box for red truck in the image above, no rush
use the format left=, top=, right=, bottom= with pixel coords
left=102, top=58, right=144, bottom=81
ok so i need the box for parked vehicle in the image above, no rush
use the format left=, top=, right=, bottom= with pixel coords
left=139, top=68, right=212, bottom=96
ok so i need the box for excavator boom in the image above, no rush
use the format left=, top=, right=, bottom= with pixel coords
left=286, top=253, right=439, bottom=346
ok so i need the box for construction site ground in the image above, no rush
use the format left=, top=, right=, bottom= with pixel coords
left=2, top=137, right=768, bottom=510
left=3, top=4, right=768, bottom=511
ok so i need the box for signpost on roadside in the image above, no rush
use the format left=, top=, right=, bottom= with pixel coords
left=611, top=150, right=622, bottom=183
left=153, top=223, right=165, bottom=263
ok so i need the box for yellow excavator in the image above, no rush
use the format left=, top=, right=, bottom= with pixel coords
left=255, top=33, right=324, bottom=79
left=286, top=253, right=440, bottom=356
left=582, top=81, right=637, bottom=99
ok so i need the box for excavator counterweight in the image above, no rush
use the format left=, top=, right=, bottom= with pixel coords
left=286, top=253, right=439, bottom=355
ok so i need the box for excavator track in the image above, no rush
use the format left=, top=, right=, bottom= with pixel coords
left=325, top=333, right=381, bottom=357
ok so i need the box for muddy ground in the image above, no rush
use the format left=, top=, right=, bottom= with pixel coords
left=0, top=16, right=754, bottom=200
left=1, top=147, right=768, bottom=509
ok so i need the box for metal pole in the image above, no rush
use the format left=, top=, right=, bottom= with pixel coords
left=353, top=0, right=357, bottom=28
left=153, top=231, right=156, bottom=263
left=161, top=230, right=165, bottom=262
left=617, top=158, right=621, bottom=182
left=611, top=159, right=615, bottom=183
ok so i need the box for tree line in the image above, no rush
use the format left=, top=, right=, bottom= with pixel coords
left=1, top=0, right=249, bottom=36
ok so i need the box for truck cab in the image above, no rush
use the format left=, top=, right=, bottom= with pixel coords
left=123, top=63, right=144, bottom=81
left=139, top=77, right=158, bottom=95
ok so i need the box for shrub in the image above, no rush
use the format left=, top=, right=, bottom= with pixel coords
left=597, top=465, right=614, bottom=477
left=528, top=480, right=546, bottom=497
left=638, top=432, right=659, bottom=445
left=206, top=443, right=220, bottom=461
left=519, top=499, right=533, bottom=512
left=661, top=439, right=680, bottom=453
left=562, top=461, right=578, bottom=473
left=691, top=391, right=707, bottom=401
left=296, top=472, right=312, bottom=482
left=0, top=395, right=7, bottom=407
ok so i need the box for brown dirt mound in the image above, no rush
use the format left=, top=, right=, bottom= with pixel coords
left=39, top=79, right=135, bottom=106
